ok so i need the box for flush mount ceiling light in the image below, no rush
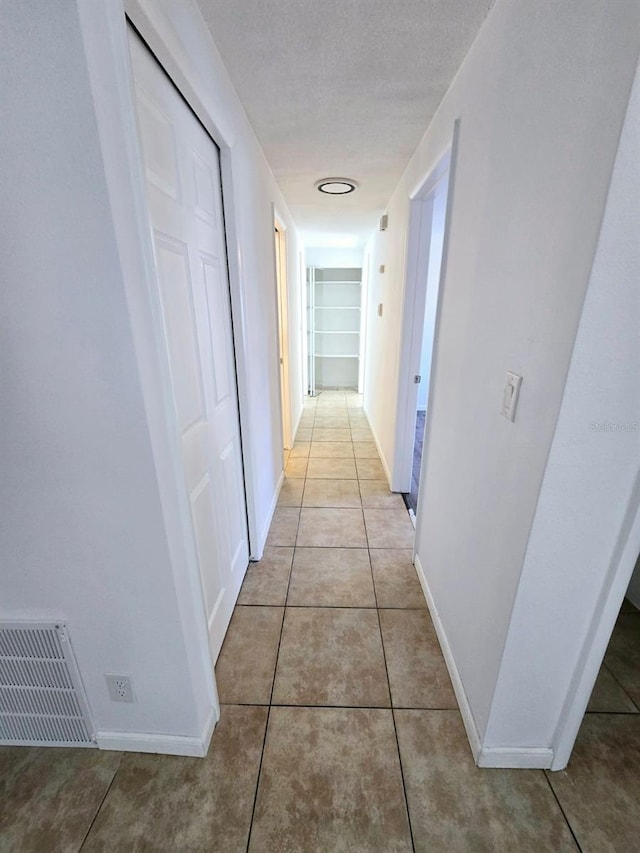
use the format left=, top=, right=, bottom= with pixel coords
left=315, top=178, right=358, bottom=195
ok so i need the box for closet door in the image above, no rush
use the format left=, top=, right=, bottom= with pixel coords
left=129, top=30, right=249, bottom=662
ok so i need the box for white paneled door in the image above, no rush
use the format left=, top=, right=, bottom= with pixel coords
left=129, top=30, right=249, bottom=662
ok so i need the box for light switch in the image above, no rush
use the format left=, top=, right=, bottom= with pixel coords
left=501, top=372, right=522, bottom=421
left=377, top=303, right=383, bottom=317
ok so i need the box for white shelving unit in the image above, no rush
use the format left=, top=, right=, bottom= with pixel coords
left=307, top=267, right=363, bottom=394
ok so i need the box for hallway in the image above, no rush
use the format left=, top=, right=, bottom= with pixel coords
left=1, top=391, right=640, bottom=850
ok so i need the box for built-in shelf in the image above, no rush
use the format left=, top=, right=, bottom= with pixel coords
left=307, top=266, right=363, bottom=393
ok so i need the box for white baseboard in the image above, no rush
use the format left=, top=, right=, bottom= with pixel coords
left=413, top=553, right=481, bottom=761
left=97, top=704, right=218, bottom=758
left=253, top=470, right=284, bottom=561
left=477, top=747, right=554, bottom=769
left=366, top=417, right=393, bottom=487
left=414, top=553, right=555, bottom=770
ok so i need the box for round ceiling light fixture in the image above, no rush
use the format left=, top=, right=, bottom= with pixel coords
left=315, top=177, right=358, bottom=195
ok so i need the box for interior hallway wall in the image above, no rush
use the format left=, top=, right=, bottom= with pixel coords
left=0, top=0, right=208, bottom=742
left=0, top=0, right=303, bottom=748
left=485, top=58, right=640, bottom=758
left=363, top=0, right=640, bottom=750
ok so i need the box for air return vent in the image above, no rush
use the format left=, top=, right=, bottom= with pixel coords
left=0, top=623, right=95, bottom=747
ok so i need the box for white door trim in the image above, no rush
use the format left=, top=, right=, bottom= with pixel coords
left=273, top=212, right=292, bottom=452
left=551, top=480, right=640, bottom=769
left=391, top=123, right=459, bottom=493
left=123, top=0, right=260, bottom=558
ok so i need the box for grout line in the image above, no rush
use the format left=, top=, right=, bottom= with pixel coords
left=542, top=771, right=583, bottom=852
left=78, top=752, right=124, bottom=851
left=598, top=661, right=640, bottom=713
left=363, top=487, right=416, bottom=853
left=244, top=520, right=296, bottom=852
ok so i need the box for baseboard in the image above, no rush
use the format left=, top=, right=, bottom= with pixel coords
left=477, top=747, right=554, bottom=769
left=366, top=417, right=393, bottom=487
left=97, top=705, right=218, bottom=758
left=253, top=470, right=285, bottom=561
left=413, top=553, right=482, bottom=761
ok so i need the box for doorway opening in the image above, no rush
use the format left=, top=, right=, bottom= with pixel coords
left=274, top=221, right=292, bottom=457
left=391, top=133, right=457, bottom=518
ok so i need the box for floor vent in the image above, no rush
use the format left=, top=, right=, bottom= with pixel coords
left=0, top=623, right=95, bottom=747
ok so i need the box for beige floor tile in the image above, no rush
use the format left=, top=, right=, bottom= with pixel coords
left=312, top=427, right=352, bottom=442
left=306, top=457, right=358, bottom=479
left=295, top=427, right=312, bottom=441
left=310, top=441, right=354, bottom=458
left=83, top=706, right=268, bottom=853
left=587, top=664, right=638, bottom=713
left=351, top=427, right=374, bottom=442
left=249, top=707, right=411, bottom=853
left=277, top=479, right=304, bottom=507
left=348, top=414, right=370, bottom=426
left=302, top=479, right=362, bottom=508
left=237, top=547, right=293, bottom=606
left=316, top=401, right=347, bottom=411
left=289, top=441, right=310, bottom=458
left=379, top=609, right=457, bottom=708
left=396, top=711, right=577, bottom=853
left=272, top=608, right=390, bottom=706
left=313, top=416, right=351, bottom=429
left=287, top=548, right=375, bottom=607
left=0, top=747, right=121, bottom=853
left=546, top=714, right=640, bottom=852
left=365, top=508, right=415, bottom=548
left=297, top=507, right=367, bottom=547
left=215, top=606, right=284, bottom=704
left=371, top=549, right=426, bottom=609
left=603, top=612, right=640, bottom=707
left=284, top=457, right=308, bottom=478
left=353, top=441, right=380, bottom=458
left=356, top=458, right=388, bottom=480
left=265, top=507, right=300, bottom=546
left=359, top=479, right=405, bottom=509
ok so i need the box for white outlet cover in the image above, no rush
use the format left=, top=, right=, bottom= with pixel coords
left=105, top=673, right=135, bottom=703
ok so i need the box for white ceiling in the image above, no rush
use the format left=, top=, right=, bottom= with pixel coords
left=196, top=0, right=495, bottom=247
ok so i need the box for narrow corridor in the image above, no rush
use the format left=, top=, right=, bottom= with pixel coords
left=1, top=392, right=639, bottom=850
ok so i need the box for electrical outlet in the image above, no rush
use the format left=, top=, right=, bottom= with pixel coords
left=106, top=674, right=135, bottom=703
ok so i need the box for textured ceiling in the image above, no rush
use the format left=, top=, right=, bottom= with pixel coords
left=197, top=0, right=495, bottom=247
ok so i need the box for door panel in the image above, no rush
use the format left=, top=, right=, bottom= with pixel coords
left=129, top=29, right=249, bottom=662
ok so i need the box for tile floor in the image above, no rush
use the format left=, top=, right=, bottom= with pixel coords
left=2, top=389, right=640, bottom=851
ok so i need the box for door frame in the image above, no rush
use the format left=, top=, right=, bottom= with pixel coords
left=391, top=122, right=459, bottom=493
left=551, top=480, right=640, bottom=769
left=273, top=215, right=292, bottom=453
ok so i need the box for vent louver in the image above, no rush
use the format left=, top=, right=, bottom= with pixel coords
left=0, top=623, right=95, bottom=747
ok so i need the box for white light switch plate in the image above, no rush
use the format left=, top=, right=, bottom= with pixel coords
left=501, top=372, right=522, bottom=421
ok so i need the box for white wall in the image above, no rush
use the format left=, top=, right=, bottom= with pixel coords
left=306, top=247, right=364, bottom=268
left=0, top=0, right=208, bottom=744
left=363, top=0, right=640, bottom=752
left=0, top=0, right=303, bottom=751
left=485, top=59, right=640, bottom=758
left=417, top=183, right=447, bottom=411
